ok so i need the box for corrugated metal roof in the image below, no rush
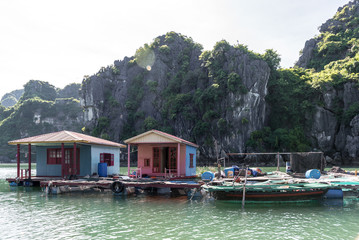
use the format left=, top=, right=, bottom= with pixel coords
left=8, top=130, right=126, bottom=148
left=124, top=129, right=199, bottom=148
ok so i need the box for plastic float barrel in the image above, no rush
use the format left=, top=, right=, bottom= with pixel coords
left=9, top=182, right=18, bottom=187
left=305, top=169, right=321, bottom=179
left=324, top=189, right=343, bottom=199
left=286, top=162, right=293, bottom=173
left=23, top=181, right=33, bottom=187
left=201, top=171, right=215, bottom=181
left=224, top=168, right=234, bottom=178
left=98, top=163, right=108, bottom=177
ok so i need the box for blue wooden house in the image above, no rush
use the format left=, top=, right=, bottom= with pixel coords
left=8, top=130, right=126, bottom=178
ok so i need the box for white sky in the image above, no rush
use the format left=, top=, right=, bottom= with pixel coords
left=0, top=0, right=349, bottom=98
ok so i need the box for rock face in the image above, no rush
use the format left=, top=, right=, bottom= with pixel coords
left=297, top=0, right=359, bottom=163
left=346, top=115, right=359, bottom=159
left=216, top=49, right=269, bottom=155
left=310, top=81, right=359, bottom=163
left=296, top=39, right=318, bottom=69
left=311, top=106, right=337, bottom=152
left=80, top=32, right=270, bottom=160
left=1, top=89, right=24, bottom=108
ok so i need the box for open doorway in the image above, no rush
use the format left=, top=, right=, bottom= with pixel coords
left=152, top=147, right=177, bottom=174
left=161, top=147, right=169, bottom=173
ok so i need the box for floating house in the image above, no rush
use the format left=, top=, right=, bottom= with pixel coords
left=124, top=130, right=198, bottom=178
left=8, top=130, right=126, bottom=178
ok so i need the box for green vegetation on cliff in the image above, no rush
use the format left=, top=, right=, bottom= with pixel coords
left=248, top=54, right=316, bottom=152
left=248, top=1, right=359, bottom=153
left=0, top=80, right=83, bottom=161
left=308, top=4, right=359, bottom=71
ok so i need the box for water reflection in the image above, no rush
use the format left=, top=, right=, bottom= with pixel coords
left=1, top=165, right=359, bottom=240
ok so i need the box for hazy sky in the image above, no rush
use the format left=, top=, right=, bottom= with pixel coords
left=0, top=0, right=349, bottom=98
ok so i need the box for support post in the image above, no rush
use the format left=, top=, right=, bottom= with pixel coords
left=217, top=163, right=221, bottom=180
left=127, top=144, right=131, bottom=176
left=177, top=143, right=181, bottom=177
left=28, top=144, right=31, bottom=179
left=61, top=143, right=65, bottom=178
left=73, top=142, right=77, bottom=175
left=276, top=153, right=280, bottom=171
left=17, top=144, right=20, bottom=178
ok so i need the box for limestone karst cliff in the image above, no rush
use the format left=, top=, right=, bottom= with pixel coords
left=2, top=1, right=359, bottom=165
left=81, top=32, right=271, bottom=161
left=295, top=0, right=359, bottom=165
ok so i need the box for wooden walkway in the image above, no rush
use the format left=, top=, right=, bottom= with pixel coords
left=39, top=179, right=202, bottom=189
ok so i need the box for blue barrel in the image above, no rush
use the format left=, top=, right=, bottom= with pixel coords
left=98, top=163, right=108, bottom=177
left=305, top=169, right=321, bottom=179
left=201, top=171, right=215, bottom=181
left=224, top=168, right=234, bottom=177
left=9, top=182, right=18, bottom=187
left=324, top=189, right=343, bottom=199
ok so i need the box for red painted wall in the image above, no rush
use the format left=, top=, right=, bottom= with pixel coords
left=180, top=144, right=186, bottom=176
left=136, top=143, right=187, bottom=177
left=137, top=144, right=153, bottom=175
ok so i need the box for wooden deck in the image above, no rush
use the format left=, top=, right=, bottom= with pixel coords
left=39, top=178, right=202, bottom=189
left=6, top=176, right=63, bottom=187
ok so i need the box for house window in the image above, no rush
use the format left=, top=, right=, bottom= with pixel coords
left=189, top=153, right=194, bottom=168
left=47, top=149, right=62, bottom=165
left=100, top=153, right=114, bottom=166
left=144, top=158, right=150, bottom=167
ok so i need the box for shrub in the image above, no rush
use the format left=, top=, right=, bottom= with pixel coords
left=227, top=72, right=248, bottom=94
left=146, top=80, right=158, bottom=92
left=343, top=102, right=359, bottom=124
left=143, top=116, right=158, bottom=131
left=159, top=45, right=170, bottom=54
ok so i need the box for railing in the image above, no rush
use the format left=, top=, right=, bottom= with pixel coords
left=21, top=169, right=30, bottom=179
left=135, top=167, right=142, bottom=178
left=165, top=168, right=177, bottom=178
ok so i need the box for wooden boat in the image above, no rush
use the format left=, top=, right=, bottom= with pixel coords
left=202, top=182, right=342, bottom=203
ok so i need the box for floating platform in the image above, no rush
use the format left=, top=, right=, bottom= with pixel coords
left=6, top=176, right=63, bottom=187
left=37, top=178, right=202, bottom=195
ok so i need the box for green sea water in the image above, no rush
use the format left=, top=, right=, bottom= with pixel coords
left=1, top=164, right=359, bottom=240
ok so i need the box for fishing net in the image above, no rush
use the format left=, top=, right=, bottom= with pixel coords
left=290, top=153, right=323, bottom=173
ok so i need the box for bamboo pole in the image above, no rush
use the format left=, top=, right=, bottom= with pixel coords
left=242, top=166, right=248, bottom=209
left=226, top=152, right=323, bottom=156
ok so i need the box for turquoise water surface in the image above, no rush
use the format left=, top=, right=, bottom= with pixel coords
left=1, top=164, right=359, bottom=240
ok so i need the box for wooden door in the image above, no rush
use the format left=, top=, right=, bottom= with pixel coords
left=153, top=147, right=160, bottom=173
left=169, top=147, right=177, bottom=172
left=63, top=149, right=80, bottom=176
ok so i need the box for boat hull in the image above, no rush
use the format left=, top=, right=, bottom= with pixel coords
left=211, top=189, right=327, bottom=202
left=203, top=183, right=338, bottom=203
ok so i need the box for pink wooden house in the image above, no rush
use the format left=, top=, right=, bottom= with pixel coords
left=124, top=130, right=198, bottom=178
